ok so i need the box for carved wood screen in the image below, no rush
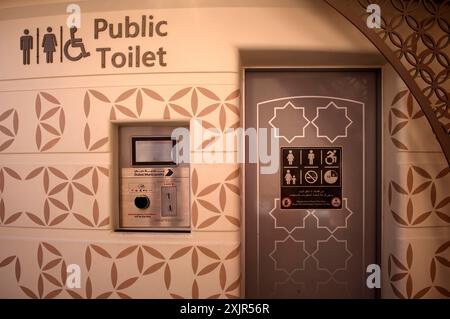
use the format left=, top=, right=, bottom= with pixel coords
left=324, top=0, right=450, bottom=166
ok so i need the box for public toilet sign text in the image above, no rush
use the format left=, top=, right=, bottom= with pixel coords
left=19, top=15, right=168, bottom=69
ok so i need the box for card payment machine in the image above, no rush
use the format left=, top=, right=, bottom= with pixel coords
left=118, top=125, right=190, bottom=231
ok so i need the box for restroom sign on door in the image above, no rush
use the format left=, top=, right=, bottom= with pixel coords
left=280, top=147, right=342, bottom=209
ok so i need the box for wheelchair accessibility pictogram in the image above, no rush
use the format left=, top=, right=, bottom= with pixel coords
left=64, top=26, right=90, bottom=61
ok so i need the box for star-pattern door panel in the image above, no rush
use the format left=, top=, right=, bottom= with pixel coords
left=245, top=70, right=379, bottom=298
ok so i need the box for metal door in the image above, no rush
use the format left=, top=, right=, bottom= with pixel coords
left=244, top=69, right=380, bottom=298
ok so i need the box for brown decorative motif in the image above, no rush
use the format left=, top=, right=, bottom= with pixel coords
left=388, top=244, right=432, bottom=299
left=0, top=108, right=19, bottom=152
left=431, top=240, right=450, bottom=297
left=71, top=243, right=240, bottom=299
left=83, top=90, right=111, bottom=151
left=191, top=167, right=240, bottom=229
left=389, top=90, right=424, bottom=150
left=19, top=166, right=110, bottom=228
left=389, top=240, right=450, bottom=299
left=1, top=239, right=241, bottom=299
left=17, top=242, right=65, bottom=299
left=194, top=88, right=240, bottom=150
left=0, top=167, right=23, bottom=225
left=324, top=0, right=450, bottom=165
left=1, top=86, right=241, bottom=298
left=0, top=255, right=21, bottom=284
left=83, top=87, right=240, bottom=151
left=34, top=92, right=65, bottom=152
left=389, top=165, right=450, bottom=226
left=141, top=86, right=240, bottom=145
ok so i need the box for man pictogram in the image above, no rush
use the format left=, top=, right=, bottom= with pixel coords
left=20, top=29, right=33, bottom=65
left=308, top=150, right=315, bottom=165
left=42, top=27, right=57, bottom=63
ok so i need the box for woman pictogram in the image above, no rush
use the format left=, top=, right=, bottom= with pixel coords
left=42, top=27, right=57, bottom=63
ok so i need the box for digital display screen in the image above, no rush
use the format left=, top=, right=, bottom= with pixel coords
left=132, top=137, right=176, bottom=165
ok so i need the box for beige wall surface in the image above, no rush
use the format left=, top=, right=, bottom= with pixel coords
left=0, top=0, right=448, bottom=299
left=0, top=0, right=379, bottom=80
left=381, top=65, right=450, bottom=299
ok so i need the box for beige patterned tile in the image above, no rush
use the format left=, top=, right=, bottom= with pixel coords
left=0, top=232, right=240, bottom=299
left=385, top=163, right=450, bottom=228
left=0, top=86, right=239, bottom=154
left=0, top=164, right=110, bottom=229
left=191, top=164, right=240, bottom=231
left=382, top=233, right=450, bottom=299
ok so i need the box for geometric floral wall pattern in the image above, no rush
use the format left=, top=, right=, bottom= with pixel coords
left=35, top=92, right=65, bottom=152
left=389, top=90, right=424, bottom=150
left=0, top=86, right=240, bottom=154
left=191, top=167, right=240, bottom=230
left=0, top=84, right=241, bottom=298
left=382, top=73, right=450, bottom=298
left=0, top=166, right=109, bottom=229
left=388, top=244, right=431, bottom=299
left=0, top=163, right=242, bottom=231
left=382, top=74, right=450, bottom=299
left=389, top=165, right=450, bottom=226
left=375, top=1, right=450, bottom=133
left=388, top=241, right=450, bottom=299
left=0, top=108, right=18, bottom=152
left=325, top=0, right=450, bottom=164
left=385, top=84, right=450, bottom=299
left=0, top=167, right=22, bottom=225
left=431, top=241, right=450, bottom=298
left=83, top=87, right=240, bottom=152
left=0, top=241, right=240, bottom=299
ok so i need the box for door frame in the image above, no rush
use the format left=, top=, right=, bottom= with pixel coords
left=240, top=67, right=383, bottom=298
